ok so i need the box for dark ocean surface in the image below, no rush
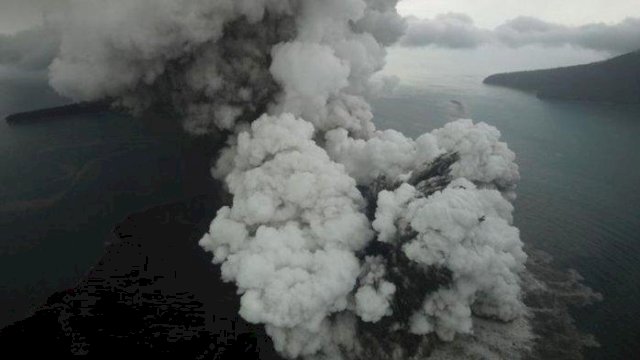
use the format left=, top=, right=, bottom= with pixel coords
left=0, top=73, right=215, bottom=327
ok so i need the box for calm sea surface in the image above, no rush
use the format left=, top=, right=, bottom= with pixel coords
left=0, top=75, right=211, bottom=327
left=1, top=71, right=639, bottom=358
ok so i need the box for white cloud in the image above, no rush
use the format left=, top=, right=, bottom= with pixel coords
left=400, top=14, right=640, bottom=54
left=401, top=13, right=492, bottom=48
left=398, top=0, right=640, bottom=28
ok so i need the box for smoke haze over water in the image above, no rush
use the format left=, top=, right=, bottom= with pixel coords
left=29, top=0, right=598, bottom=358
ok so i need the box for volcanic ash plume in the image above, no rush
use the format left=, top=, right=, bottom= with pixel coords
left=50, top=0, right=529, bottom=358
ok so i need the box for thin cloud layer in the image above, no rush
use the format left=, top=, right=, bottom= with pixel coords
left=401, top=14, right=640, bottom=54
left=402, top=13, right=491, bottom=48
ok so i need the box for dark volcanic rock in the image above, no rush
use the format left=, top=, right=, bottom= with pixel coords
left=0, top=192, right=282, bottom=359
left=484, top=50, right=640, bottom=104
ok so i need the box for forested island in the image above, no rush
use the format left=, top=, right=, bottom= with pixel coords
left=484, top=50, right=640, bottom=104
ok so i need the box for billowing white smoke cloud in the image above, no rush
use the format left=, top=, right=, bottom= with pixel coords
left=401, top=14, right=640, bottom=54
left=375, top=179, right=525, bottom=340
left=48, top=0, right=530, bottom=358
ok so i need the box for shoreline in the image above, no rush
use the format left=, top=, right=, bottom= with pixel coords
left=483, top=50, right=640, bottom=105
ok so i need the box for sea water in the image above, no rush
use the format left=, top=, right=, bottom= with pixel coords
left=0, top=74, right=211, bottom=327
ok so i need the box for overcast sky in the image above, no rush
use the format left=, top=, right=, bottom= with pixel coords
left=0, top=0, right=638, bottom=76
left=1, top=0, right=639, bottom=34
left=397, top=0, right=640, bottom=28
left=0, top=0, right=69, bottom=34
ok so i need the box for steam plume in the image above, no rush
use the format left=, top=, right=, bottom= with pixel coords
left=49, top=1, right=530, bottom=358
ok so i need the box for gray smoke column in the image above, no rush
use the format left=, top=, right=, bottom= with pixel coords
left=49, top=1, right=530, bottom=358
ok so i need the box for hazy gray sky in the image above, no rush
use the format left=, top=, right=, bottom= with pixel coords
left=0, top=0, right=69, bottom=34
left=2, top=0, right=639, bottom=34
left=0, top=0, right=636, bottom=75
left=398, top=0, right=640, bottom=27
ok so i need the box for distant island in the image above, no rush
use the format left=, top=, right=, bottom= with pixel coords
left=5, top=101, right=113, bottom=124
left=484, top=50, right=640, bottom=104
